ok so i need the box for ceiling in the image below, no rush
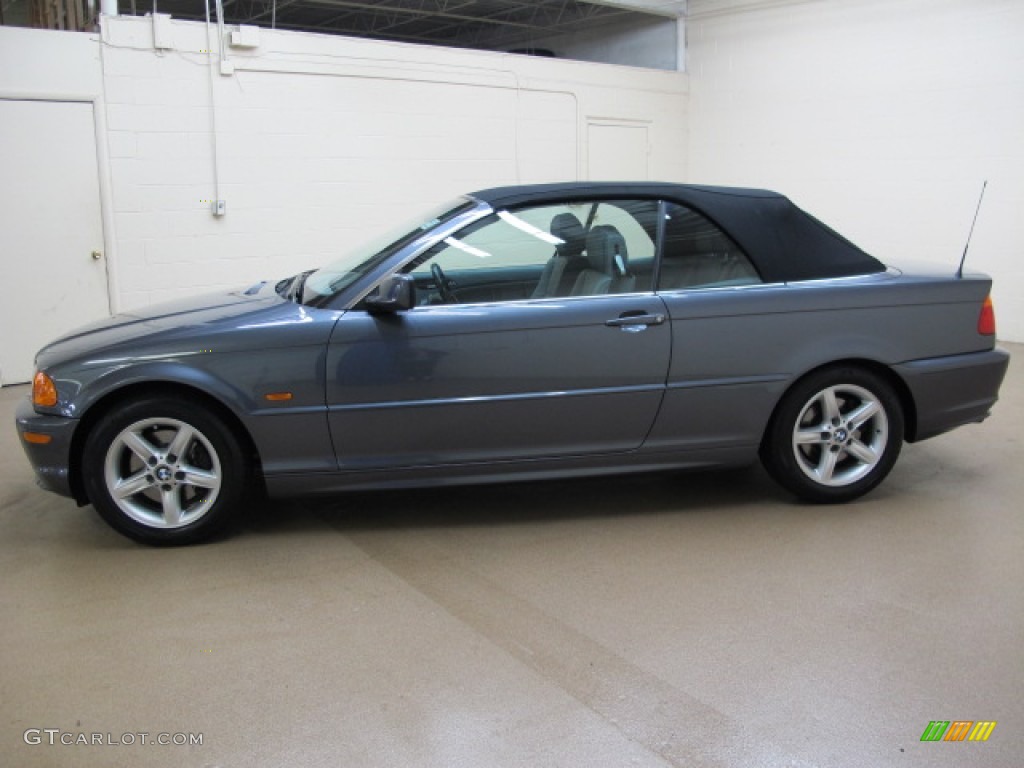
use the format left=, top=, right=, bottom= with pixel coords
left=142, top=0, right=676, bottom=53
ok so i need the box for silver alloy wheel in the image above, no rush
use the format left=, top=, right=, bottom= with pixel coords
left=103, top=417, right=222, bottom=529
left=791, top=383, right=889, bottom=487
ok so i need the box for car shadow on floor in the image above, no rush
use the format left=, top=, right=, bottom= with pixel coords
left=239, top=464, right=791, bottom=538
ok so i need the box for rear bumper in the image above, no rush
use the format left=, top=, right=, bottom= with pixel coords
left=14, top=396, right=78, bottom=498
left=896, top=347, right=1010, bottom=442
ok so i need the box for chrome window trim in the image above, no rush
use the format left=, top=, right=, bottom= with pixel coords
left=399, top=290, right=662, bottom=313
left=782, top=271, right=897, bottom=287
left=655, top=281, right=784, bottom=296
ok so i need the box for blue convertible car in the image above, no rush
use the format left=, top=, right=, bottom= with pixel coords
left=16, top=182, right=1009, bottom=544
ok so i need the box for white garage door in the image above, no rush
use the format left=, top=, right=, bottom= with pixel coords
left=0, top=99, right=110, bottom=386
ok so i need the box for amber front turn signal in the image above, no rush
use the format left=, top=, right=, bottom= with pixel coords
left=32, top=371, right=58, bottom=407
left=23, top=432, right=53, bottom=445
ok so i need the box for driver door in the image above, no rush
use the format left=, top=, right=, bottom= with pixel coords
left=325, top=199, right=671, bottom=471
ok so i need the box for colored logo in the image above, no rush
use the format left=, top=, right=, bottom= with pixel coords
left=921, top=721, right=997, bottom=742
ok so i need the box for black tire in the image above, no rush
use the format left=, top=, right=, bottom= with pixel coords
left=81, top=396, right=248, bottom=545
left=760, top=366, right=904, bottom=503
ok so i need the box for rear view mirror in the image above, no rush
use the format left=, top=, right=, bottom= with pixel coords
left=365, top=274, right=416, bottom=313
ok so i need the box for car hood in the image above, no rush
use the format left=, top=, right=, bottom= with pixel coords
left=36, top=285, right=283, bottom=369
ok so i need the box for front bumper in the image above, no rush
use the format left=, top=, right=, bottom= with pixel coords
left=896, top=346, right=1010, bottom=442
left=14, top=396, right=79, bottom=499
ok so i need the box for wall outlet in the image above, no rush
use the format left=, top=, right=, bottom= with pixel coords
left=213, top=200, right=226, bottom=216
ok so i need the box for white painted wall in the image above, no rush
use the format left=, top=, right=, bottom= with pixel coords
left=6, top=6, right=1023, bottom=345
left=687, top=0, right=1024, bottom=341
left=95, top=16, right=686, bottom=310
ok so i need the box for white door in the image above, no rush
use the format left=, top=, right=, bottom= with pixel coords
left=0, top=99, right=110, bottom=385
left=587, top=122, right=649, bottom=181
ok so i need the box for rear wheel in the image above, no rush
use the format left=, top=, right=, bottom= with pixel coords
left=82, top=396, right=248, bottom=545
left=760, top=367, right=904, bottom=503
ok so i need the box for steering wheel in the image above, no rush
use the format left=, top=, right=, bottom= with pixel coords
left=430, top=262, right=458, bottom=304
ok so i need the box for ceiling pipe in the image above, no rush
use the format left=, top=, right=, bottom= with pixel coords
left=214, top=0, right=228, bottom=64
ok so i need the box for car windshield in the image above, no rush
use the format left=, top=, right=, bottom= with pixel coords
left=300, top=197, right=476, bottom=306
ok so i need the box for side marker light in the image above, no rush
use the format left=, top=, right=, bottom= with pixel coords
left=32, top=372, right=58, bottom=407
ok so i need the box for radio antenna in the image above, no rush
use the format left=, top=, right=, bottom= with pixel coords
left=957, top=180, right=988, bottom=278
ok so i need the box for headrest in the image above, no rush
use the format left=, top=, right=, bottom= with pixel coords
left=550, top=213, right=586, bottom=258
left=585, top=225, right=629, bottom=276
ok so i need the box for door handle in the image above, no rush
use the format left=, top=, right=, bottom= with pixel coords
left=605, top=313, right=666, bottom=328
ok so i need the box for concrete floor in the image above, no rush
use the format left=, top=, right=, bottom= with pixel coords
left=1, top=346, right=1022, bottom=768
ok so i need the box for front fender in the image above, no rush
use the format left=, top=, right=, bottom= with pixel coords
left=62, top=359, right=259, bottom=421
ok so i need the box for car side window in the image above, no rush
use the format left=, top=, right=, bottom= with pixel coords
left=658, top=203, right=761, bottom=291
left=404, top=200, right=658, bottom=305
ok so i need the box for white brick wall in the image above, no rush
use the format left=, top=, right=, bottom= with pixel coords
left=688, top=0, right=1024, bottom=341
left=93, top=17, right=687, bottom=310
left=18, top=8, right=1018, bottom=341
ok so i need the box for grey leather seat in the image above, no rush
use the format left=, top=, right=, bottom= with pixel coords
left=531, top=213, right=588, bottom=299
left=570, top=225, right=633, bottom=296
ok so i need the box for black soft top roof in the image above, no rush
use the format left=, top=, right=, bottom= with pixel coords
left=469, top=182, right=884, bottom=283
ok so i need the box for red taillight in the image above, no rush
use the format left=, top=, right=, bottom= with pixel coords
left=978, top=295, right=996, bottom=335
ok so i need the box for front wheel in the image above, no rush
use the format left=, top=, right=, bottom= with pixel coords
left=81, top=396, right=248, bottom=545
left=760, top=367, right=904, bottom=503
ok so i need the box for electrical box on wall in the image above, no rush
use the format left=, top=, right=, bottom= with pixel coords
left=152, top=13, right=174, bottom=50
left=230, top=25, right=261, bottom=49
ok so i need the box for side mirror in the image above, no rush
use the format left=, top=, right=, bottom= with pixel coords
left=365, top=273, right=416, bottom=314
